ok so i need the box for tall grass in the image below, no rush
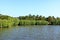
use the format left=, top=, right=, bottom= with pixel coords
left=18, top=20, right=49, bottom=25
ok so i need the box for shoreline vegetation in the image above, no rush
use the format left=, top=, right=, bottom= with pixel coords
left=0, top=14, right=60, bottom=28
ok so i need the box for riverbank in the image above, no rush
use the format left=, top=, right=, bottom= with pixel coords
left=0, top=14, right=60, bottom=28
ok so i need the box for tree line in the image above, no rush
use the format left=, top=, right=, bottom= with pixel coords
left=18, top=14, right=60, bottom=25
left=0, top=14, right=60, bottom=28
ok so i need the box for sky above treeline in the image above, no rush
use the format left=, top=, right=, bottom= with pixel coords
left=0, top=0, right=60, bottom=17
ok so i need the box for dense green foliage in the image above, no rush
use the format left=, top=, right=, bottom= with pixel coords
left=0, top=14, right=19, bottom=28
left=0, top=14, right=60, bottom=28
left=18, top=14, right=60, bottom=25
left=18, top=20, right=49, bottom=25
